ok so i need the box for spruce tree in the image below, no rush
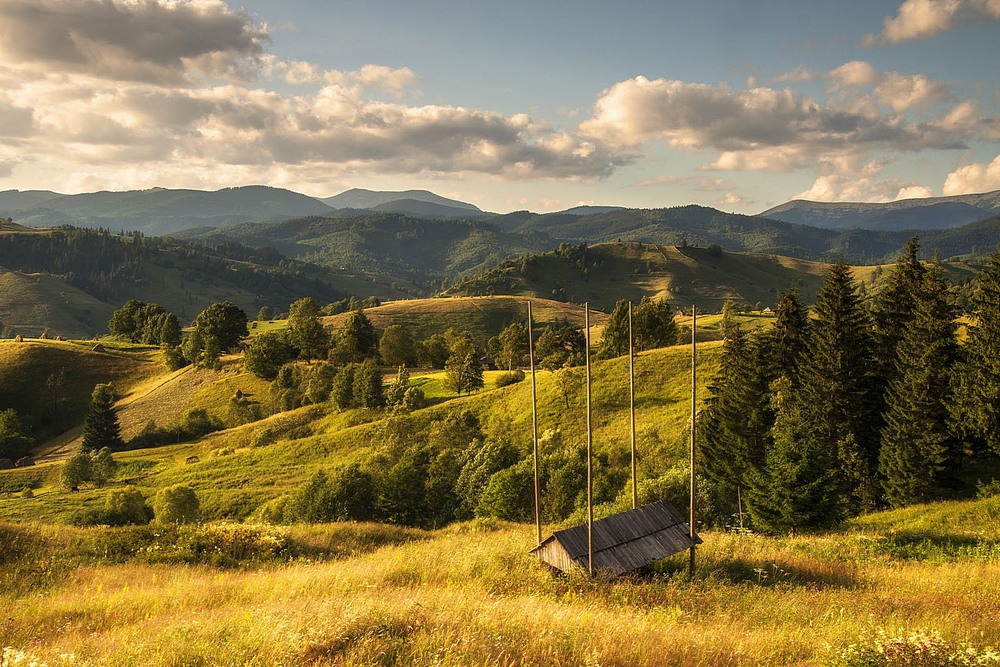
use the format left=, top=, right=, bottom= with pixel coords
left=950, top=250, right=1000, bottom=455
left=750, top=377, right=843, bottom=532
left=765, top=285, right=810, bottom=383
left=879, top=263, right=958, bottom=507
left=872, top=238, right=926, bottom=370
left=795, top=261, right=879, bottom=513
left=81, top=383, right=124, bottom=453
left=698, top=327, right=774, bottom=525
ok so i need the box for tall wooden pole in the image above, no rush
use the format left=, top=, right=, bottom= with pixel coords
left=689, top=305, right=697, bottom=577
left=585, top=302, right=593, bottom=577
left=629, top=301, right=637, bottom=510
left=528, top=300, right=541, bottom=547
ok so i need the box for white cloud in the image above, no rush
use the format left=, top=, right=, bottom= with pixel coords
left=579, top=75, right=964, bottom=173
left=943, top=153, right=1000, bottom=193
left=0, top=0, right=267, bottom=85
left=794, top=157, right=936, bottom=202
left=864, top=0, right=1000, bottom=46
left=829, top=61, right=880, bottom=88
left=826, top=61, right=949, bottom=113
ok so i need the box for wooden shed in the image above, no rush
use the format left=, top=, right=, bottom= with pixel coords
left=530, top=500, right=701, bottom=576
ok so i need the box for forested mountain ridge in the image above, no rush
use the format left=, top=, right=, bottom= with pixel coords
left=0, top=225, right=406, bottom=337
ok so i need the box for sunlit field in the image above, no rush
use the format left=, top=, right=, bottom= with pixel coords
left=3, top=495, right=1000, bottom=666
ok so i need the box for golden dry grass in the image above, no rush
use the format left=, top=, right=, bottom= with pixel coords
left=2, top=515, right=999, bottom=667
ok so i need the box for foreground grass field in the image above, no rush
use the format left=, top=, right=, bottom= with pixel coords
left=2, top=495, right=999, bottom=666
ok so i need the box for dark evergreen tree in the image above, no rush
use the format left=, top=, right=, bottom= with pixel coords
left=81, top=383, right=124, bottom=453
left=794, top=261, right=879, bottom=512
left=698, top=327, right=775, bottom=527
left=872, top=237, right=926, bottom=373
left=749, top=377, right=843, bottom=532
left=950, top=250, right=1000, bottom=456
left=765, top=285, right=810, bottom=383
left=879, top=264, right=959, bottom=507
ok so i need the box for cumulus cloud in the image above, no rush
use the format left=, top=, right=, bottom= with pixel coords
left=0, top=0, right=268, bottom=85
left=864, top=0, right=1000, bottom=46
left=793, top=156, right=936, bottom=202
left=826, top=61, right=949, bottom=112
left=943, top=153, right=1000, bottom=193
left=579, top=76, right=969, bottom=177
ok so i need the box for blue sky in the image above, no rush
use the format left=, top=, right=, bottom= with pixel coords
left=0, top=0, right=998, bottom=213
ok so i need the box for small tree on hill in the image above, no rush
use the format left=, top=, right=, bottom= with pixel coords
left=332, top=309, right=378, bottom=364
left=287, top=297, right=329, bottom=360
left=81, top=383, right=124, bottom=453
left=0, top=409, right=33, bottom=461
left=244, top=331, right=294, bottom=380
left=417, top=333, right=450, bottom=369
left=380, top=325, right=417, bottom=367
left=353, top=358, right=385, bottom=408
left=497, top=322, right=529, bottom=372
left=386, top=365, right=411, bottom=408
left=61, top=451, right=93, bottom=491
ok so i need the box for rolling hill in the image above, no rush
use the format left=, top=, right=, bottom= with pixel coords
left=322, top=188, right=482, bottom=213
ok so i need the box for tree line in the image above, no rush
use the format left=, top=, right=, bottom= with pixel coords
left=699, top=238, right=1000, bottom=532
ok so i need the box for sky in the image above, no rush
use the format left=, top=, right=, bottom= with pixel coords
left=0, top=0, right=998, bottom=214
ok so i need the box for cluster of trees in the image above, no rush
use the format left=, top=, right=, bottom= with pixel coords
left=108, top=300, right=181, bottom=346
left=699, top=238, right=1000, bottom=532
left=263, top=411, right=624, bottom=527
left=0, top=409, right=34, bottom=462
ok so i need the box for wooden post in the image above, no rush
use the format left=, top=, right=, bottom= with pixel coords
left=528, top=300, right=541, bottom=547
left=586, top=302, right=593, bottom=577
left=629, top=301, right=637, bottom=510
left=689, top=305, right=697, bottom=577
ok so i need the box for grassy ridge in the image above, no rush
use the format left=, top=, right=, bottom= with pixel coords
left=1, top=496, right=999, bottom=665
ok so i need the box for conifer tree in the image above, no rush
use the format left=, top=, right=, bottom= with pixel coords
left=698, top=327, right=774, bottom=525
left=872, top=238, right=926, bottom=369
left=765, top=286, right=810, bottom=383
left=749, top=377, right=843, bottom=532
left=950, top=250, right=1000, bottom=455
left=81, top=383, right=124, bottom=453
left=879, top=263, right=958, bottom=506
left=795, top=261, right=879, bottom=512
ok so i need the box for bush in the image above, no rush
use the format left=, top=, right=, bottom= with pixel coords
left=251, top=427, right=276, bottom=448
left=61, top=452, right=94, bottom=490
left=401, top=386, right=427, bottom=412
left=977, top=478, right=1000, bottom=499
left=826, top=629, right=1000, bottom=667
left=74, top=486, right=152, bottom=526
left=495, top=370, right=526, bottom=388
left=153, top=484, right=200, bottom=524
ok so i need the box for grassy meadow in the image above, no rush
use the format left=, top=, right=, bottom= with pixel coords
left=2, top=496, right=999, bottom=666
left=2, top=301, right=999, bottom=666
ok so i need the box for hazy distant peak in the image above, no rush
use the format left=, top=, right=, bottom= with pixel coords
left=323, top=188, right=481, bottom=212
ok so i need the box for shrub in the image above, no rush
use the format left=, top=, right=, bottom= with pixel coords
left=153, top=484, right=200, bottom=524
left=977, top=478, right=1000, bottom=499
left=826, top=629, right=1000, bottom=667
left=401, top=386, right=427, bottom=412
left=74, top=486, right=152, bottom=526
left=250, top=427, right=276, bottom=448
left=495, top=369, right=525, bottom=388
left=61, top=452, right=94, bottom=490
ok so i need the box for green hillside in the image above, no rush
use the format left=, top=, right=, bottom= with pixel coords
left=0, top=340, right=719, bottom=523
left=0, top=269, right=116, bottom=338
left=322, top=295, right=608, bottom=344
left=0, top=339, right=163, bottom=442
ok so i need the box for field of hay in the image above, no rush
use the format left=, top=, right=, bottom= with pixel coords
left=1, top=495, right=999, bottom=666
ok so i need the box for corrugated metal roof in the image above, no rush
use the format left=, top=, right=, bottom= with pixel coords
left=530, top=500, right=701, bottom=575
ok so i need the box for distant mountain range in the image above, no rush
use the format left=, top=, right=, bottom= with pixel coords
left=5, top=184, right=1000, bottom=238
left=760, top=190, right=1000, bottom=231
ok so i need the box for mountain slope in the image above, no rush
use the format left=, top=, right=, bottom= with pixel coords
left=761, top=190, right=1000, bottom=230
left=5, top=186, right=332, bottom=235
left=323, top=188, right=481, bottom=212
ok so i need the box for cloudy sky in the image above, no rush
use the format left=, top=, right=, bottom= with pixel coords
left=0, top=0, right=998, bottom=213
